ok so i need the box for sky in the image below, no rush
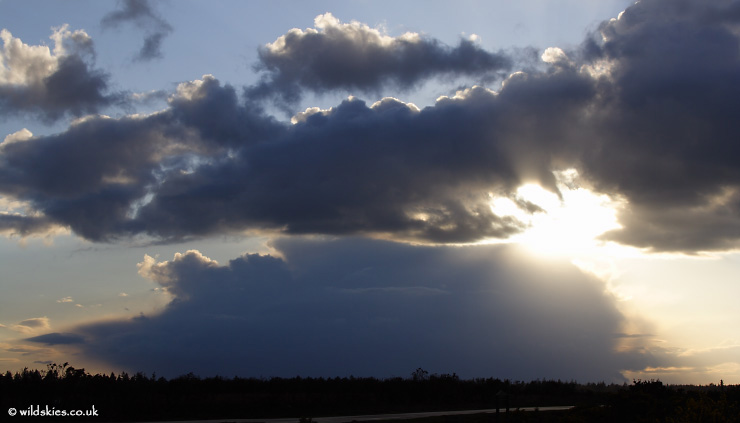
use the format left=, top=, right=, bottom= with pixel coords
left=1, top=0, right=740, bottom=385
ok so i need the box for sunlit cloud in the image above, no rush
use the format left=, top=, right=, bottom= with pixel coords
left=10, top=317, right=51, bottom=334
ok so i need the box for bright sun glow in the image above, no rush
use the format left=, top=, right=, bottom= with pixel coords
left=489, top=169, right=625, bottom=257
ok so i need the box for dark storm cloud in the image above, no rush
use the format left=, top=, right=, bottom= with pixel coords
left=600, top=199, right=740, bottom=253
left=101, top=0, right=173, bottom=62
left=0, top=27, right=119, bottom=122
left=1, top=71, right=587, bottom=243
left=569, top=0, right=740, bottom=251
left=248, top=13, right=512, bottom=106
left=0, top=76, right=283, bottom=241
left=3, top=0, right=740, bottom=253
left=65, top=238, right=654, bottom=380
left=131, top=87, right=584, bottom=243
left=0, top=116, right=172, bottom=240
left=244, top=0, right=740, bottom=252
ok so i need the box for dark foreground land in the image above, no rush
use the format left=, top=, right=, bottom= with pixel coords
left=1, top=364, right=739, bottom=422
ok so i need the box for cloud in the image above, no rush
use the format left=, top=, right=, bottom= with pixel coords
left=132, top=87, right=575, bottom=243
left=11, top=317, right=51, bottom=334
left=600, top=197, right=740, bottom=253
left=0, top=75, right=284, bottom=241
left=65, top=238, right=655, bottom=380
left=56, top=296, right=73, bottom=303
left=0, top=75, right=570, bottom=243
left=101, top=0, right=173, bottom=62
left=248, top=13, right=512, bottom=106
left=3, top=0, right=740, bottom=253
left=1, top=128, right=33, bottom=146
left=26, top=332, right=85, bottom=345
left=0, top=214, right=59, bottom=238
left=0, top=114, right=163, bottom=240
left=540, top=0, right=740, bottom=252
left=0, top=26, right=118, bottom=121
left=16, top=317, right=50, bottom=329
left=6, top=345, right=54, bottom=357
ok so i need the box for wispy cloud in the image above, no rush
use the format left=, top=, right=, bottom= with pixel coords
left=11, top=317, right=51, bottom=334
left=100, top=0, right=173, bottom=62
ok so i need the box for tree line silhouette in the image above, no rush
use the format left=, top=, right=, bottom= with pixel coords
left=1, top=363, right=738, bottom=421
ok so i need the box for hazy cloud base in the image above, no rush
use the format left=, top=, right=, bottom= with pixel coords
left=62, top=238, right=653, bottom=381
